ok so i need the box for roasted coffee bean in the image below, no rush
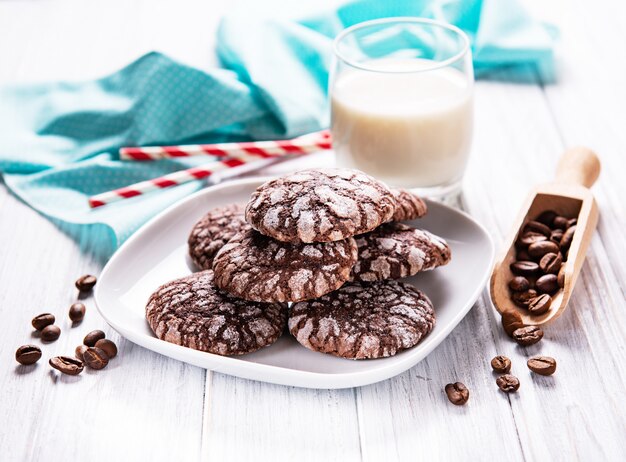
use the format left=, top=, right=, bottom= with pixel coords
left=518, top=232, right=547, bottom=247
left=15, top=345, right=42, bottom=365
left=490, top=355, right=511, bottom=373
left=527, top=356, right=557, bottom=376
left=508, top=276, right=530, bottom=292
left=83, top=330, right=105, bottom=347
left=32, top=313, right=55, bottom=331
left=536, top=274, right=559, bottom=295
left=560, top=225, right=577, bottom=251
left=445, top=382, right=469, bottom=405
left=516, top=249, right=531, bottom=261
left=75, top=345, right=88, bottom=361
left=510, top=261, right=540, bottom=277
left=552, top=216, right=569, bottom=230
left=95, top=339, right=118, bottom=359
left=49, top=356, right=84, bottom=375
left=512, top=289, right=538, bottom=307
left=512, top=326, right=544, bottom=346
left=496, top=374, right=520, bottom=393
left=41, top=325, right=61, bottom=342
left=567, top=218, right=577, bottom=228
left=557, top=266, right=566, bottom=288
left=536, top=210, right=557, bottom=227
left=528, top=294, right=552, bottom=315
left=69, top=303, right=86, bottom=323
left=550, top=229, right=564, bottom=244
left=83, top=347, right=109, bottom=370
left=528, top=240, right=560, bottom=259
left=501, top=311, right=525, bottom=337
left=539, top=252, right=562, bottom=274
left=75, top=274, right=97, bottom=292
left=523, top=220, right=551, bottom=237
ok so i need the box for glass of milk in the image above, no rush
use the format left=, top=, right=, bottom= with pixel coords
left=331, top=18, right=473, bottom=197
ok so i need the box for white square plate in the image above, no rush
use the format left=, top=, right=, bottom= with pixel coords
left=95, top=178, right=494, bottom=389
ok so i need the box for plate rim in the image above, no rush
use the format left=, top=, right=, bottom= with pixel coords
left=94, top=177, right=495, bottom=389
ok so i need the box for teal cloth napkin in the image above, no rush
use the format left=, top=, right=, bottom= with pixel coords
left=0, top=0, right=556, bottom=259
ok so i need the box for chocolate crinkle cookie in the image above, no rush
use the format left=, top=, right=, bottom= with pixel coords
left=289, top=280, right=435, bottom=359
left=244, top=168, right=396, bottom=243
left=391, top=189, right=428, bottom=221
left=188, top=204, right=249, bottom=270
left=351, top=223, right=451, bottom=282
left=212, top=228, right=358, bottom=303
left=146, top=271, right=287, bottom=356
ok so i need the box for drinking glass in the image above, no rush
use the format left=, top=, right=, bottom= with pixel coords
left=330, top=18, right=473, bottom=197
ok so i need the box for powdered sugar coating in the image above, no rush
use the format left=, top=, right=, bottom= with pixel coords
left=212, top=229, right=358, bottom=302
left=391, top=189, right=428, bottom=222
left=245, top=169, right=396, bottom=243
left=289, top=280, right=435, bottom=359
left=352, top=223, right=452, bottom=282
left=145, top=271, right=287, bottom=356
left=188, top=204, right=249, bottom=270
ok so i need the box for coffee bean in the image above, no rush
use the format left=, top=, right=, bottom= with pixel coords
left=523, top=220, right=551, bottom=237
left=512, top=289, right=538, bottom=307
left=15, top=345, right=42, bottom=365
left=496, top=374, right=520, bottom=393
left=560, top=225, right=577, bottom=251
left=49, top=356, right=84, bottom=375
left=512, top=326, right=543, bottom=346
left=75, top=274, right=97, bottom=292
left=528, top=240, right=560, bottom=260
left=516, top=249, right=531, bottom=261
left=552, top=216, right=569, bottom=230
left=508, top=276, right=529, bottom=292
left=528, top=294, right=552, bottom=315
left=549, top=230, right=564, bottom=244
left=527, top=356, right=557, bottom=376
left=445, top=382, right=469, bottom=405
left=536, top=210, right=557, bottom=227
left=501, top=311, right=525, bottom=337
left=557, top=266, right=566, bottom=288
left=31, top=313, right=55, bottom=331
left=539, top=252, right=562, bottom=274
left=83, top=330, right=105, bottom=347
left=69, top=303, right=86, bottom=323
left=510, top=261, right=540, bottom=277
left=518, top=232, right=547, bottom=247
left=536, top=274, right=559, bottom=295
left=567, top=218, right=577, bottom=228
left=95, top=339, right=118, bottom=359
left=41, top=325, right=61, bottom=342
left=490, top=355, right=511, bottom=373
left=83, top=347, right=109, bottom=370
left=75, top=345, right=88, bottom=361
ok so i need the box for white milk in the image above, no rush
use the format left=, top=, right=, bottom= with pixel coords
left=331, top=58, right=473, bottom=188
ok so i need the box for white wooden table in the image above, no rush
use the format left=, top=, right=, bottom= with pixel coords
left=1, top=1, right=624, bottom=460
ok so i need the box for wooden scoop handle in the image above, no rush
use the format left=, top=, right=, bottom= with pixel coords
left=554, top=147, right=601, bottom=188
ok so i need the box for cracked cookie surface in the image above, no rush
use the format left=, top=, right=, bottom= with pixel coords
left=212, top=228, right=358, bottom=302
left=351, top=223, right=451, bottom=282
left=289, top=280, right=435, bottom=359
left=245, top=169, right=396, bottom=243
left=188, top=204, right=249, bottom=270
left=391, top=189, right=428, bottom=222
left=146, top=270, right=287, bottom=356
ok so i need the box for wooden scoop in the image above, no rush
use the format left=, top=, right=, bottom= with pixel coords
left=490, top=147, right=601, bottom=326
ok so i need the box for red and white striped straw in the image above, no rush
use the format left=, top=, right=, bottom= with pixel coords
left=89, top=132, right=332, bottom=208
left=119, top=130, right=331, bottom=161
left=89, top=157, right=248, bottom=208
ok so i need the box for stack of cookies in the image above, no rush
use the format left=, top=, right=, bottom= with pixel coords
left=146, top=169, right=451, bottom=360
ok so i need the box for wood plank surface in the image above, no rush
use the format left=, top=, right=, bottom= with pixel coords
left=0, top=1, right=624, bottom=461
